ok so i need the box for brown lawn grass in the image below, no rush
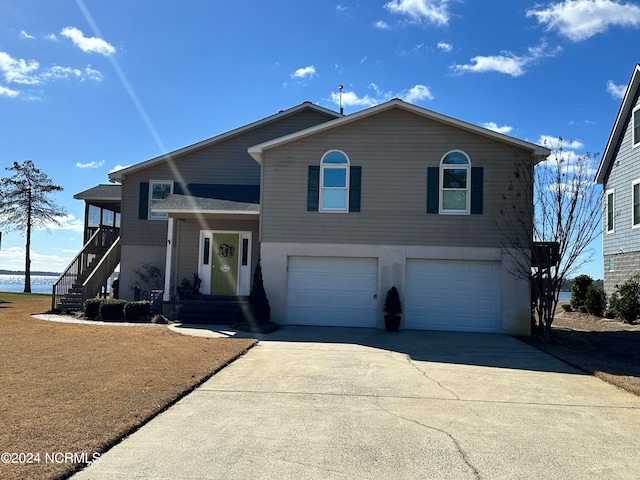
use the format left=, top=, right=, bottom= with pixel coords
left=521, top=305, right=640, bottom=397
left=0, top=293, right=256, bottom=480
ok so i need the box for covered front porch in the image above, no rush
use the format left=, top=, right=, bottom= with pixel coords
left=152, top=187, right=260, bottom=321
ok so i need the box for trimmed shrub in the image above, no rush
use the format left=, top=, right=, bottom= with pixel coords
left=84, top=298, right=102, bottom=319
left=100, top=299, right=127, bottom=321
left=610, top=275, right=640, bottom=323
left=124, top=301, right=151, bottom=322
left=584, top=285, right=606, bottom=317
left=561, top=303, right=572, bottom=312
left=248, top=258, right=270, bottom=325
left=570, top=274, right=593, bottom=311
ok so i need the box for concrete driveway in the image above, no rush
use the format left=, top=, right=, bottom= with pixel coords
left=74, top=327, right=640, bottom=479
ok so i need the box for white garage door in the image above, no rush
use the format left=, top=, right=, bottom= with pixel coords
left=405, top=259, right=500, bottom=332
left=287, top=257, right=378, bottom=327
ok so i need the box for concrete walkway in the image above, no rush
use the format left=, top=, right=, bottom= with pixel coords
left=74, top=327, right=640, bottom=479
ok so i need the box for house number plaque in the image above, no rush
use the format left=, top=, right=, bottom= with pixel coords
left=220, top=265, right=231, bottom=273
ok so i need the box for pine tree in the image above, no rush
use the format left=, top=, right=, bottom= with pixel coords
left=0, top=161, right=67, bottom=292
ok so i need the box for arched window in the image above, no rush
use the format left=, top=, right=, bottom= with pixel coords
left=320, top=150, right=349, bottom=212
left=440, top=150, right=470, bottom=214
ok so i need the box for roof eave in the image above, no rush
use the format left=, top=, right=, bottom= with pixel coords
left=596, top=63, right=640, bottom=185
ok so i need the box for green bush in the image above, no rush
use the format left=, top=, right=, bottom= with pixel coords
left=610, top=275, right=640, bottom=323
left=124, top=301, right=151, bottom=322
left=151, top=314, right=170, bottom=324
left=561, top=303, right=572, bottom=312
left=84, top=298, right=102, bottom=319
left=584, top=285, right=606, bottom=317
left=100, top=299, right=127, bottom=321
left=570, top=274, right=593, bottom=311
left=248, top=259, right=270, bottom=325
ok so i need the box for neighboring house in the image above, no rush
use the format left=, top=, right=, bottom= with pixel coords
left=59, top=99, right=550, bottom=335
left=596, top=63, right=640, bottom=298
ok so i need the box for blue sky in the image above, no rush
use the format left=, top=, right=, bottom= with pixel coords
left=1, top=0, right=639, bottom=278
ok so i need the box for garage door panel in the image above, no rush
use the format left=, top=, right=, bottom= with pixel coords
left=406, top=259, right=500, bottom=332
left=287, top=257, right=378, bottom=327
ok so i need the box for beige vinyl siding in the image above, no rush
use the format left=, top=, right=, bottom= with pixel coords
left=260, top=108, right=533, bottom=248
left=175, top=215, right=259, bottom=283
left=120, top=109, right=335, bottom=246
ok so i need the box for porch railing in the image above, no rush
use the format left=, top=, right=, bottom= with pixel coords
left=81, top=237, right=121, bottom=305
left=51, top=226, right=120, bottom=311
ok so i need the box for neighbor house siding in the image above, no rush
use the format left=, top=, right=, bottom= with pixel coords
left=260, top=108, right=534, bottom=248
left=602, top=92, right=640, bottom=296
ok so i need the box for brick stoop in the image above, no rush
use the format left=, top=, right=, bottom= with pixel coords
left=164, top=296, right=251, bottom=324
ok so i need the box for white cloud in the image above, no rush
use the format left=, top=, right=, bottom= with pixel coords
left=60, top=27, right=116, bottom=56
left=290, top=65, right=317, bottom=79
left=538, top=135, right=585, bottom=151
left=606, top=79, right=626, bottom=99
left=76, top=160, right=105, bottom=169
left=0, top=85, right=19, bottom=97
left=335, top=4, right=348, bottom=12
left=0, top=245, right=76, bottom=273
left=400, top=84, right=434, bottom=102
left=437, top=41, right=452, bottom=52
left=482, top=122, right=513, bottom=134
left=328, top=83, right=433, bottom=110
left=527, top=0, right=640, bottom=42
left=46, top=33, right=58, bottom=41
left=20, top=30, right=35, bottom=39
left=41, top=214, right=84, bottom=233
left=0, top=52, right=40, bottom=85
left=452, top=43, right=562, bottom=77
left=384, top=0, right=451, bottom=26
left=374, top=20, right=391, bottom=29
left=110, top=164, right=132, bottom=173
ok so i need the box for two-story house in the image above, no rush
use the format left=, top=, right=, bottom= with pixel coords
left=596, top=64, right=640, bottom=298
left=58, top=99, right=549, bottom=335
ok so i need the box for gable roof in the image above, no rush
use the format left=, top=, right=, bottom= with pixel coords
left=595, top=63, right=640, bottom=185
left=248, top=98, right=550, bottom=162
left=108, top=102, right=340, bottom=182
left=73, top=184, right=121, bottom=201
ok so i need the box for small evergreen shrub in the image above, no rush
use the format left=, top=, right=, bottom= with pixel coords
left=584, top=285, right=606, bottom=317
left=248, top=259, right=271, bottom=325
left=570, top=274, right=593, bottom=311
left=100, top=299, right=127, bottom=321
left=610, top=275, right=640, bottom=323
left=84, top=298, right=102, bottom=319
left=124, top=301, right=151, bottom=322
left=561, top=303, right=572, bottom=312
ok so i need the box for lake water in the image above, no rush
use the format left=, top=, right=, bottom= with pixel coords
left=0, top=274, right=57, bottom=294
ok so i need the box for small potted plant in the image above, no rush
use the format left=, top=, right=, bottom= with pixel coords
left=383, top=286, right=402, bottom=332
left=177, top=278, right=192, bottom=300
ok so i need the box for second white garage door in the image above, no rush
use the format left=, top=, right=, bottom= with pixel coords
left=405, top=259, right=501, bottom=332
left=286, top=256, right=378, bottom=327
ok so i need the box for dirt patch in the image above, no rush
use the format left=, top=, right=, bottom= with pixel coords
left=0, top=293, right=256, bottom=480
left=521, top=306, right=640, bottom=396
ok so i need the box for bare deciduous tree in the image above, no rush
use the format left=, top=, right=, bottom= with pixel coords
left=499, top=138, right=602, bottom=339
left=0, top=160, right=67, bottom=292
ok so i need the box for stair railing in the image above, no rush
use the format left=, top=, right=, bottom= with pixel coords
left=81, top=237, right=121, bottom=305
left=51, top=226, right=120, bottom=311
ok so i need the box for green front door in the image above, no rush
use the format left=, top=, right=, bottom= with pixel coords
left=211, top=233, right=240, bottom=295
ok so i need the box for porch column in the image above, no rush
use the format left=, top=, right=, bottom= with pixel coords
left=163, top=217, right=174, bottom=301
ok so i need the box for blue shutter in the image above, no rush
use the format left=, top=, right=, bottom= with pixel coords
left=307, top=166, right=320, bottom=211
left=138, top=182, right=149, bottom=220
left=471, top=167, right=483, bottom=214
left=427, top=167, right=439, bottom=214
left=349, top=166, right=361, bottom=212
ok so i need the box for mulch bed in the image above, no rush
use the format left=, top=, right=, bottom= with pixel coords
left=0, top=293, right=256, bottom=480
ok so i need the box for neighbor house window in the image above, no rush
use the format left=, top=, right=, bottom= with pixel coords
left=606, top=189, right=615, bottom=233
left=320, top=150, right=349, bottom=212
left=634, top=106, right=640, bottom=147
left=440, top=150, right=471, bottom=214
left=609, top=258, right=615, bottom=272
left=633, top=180, right=640, bottom=227
left=149, top=180, right=173, bottom=220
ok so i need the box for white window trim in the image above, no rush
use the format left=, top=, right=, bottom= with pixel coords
left=439, top=149, right=471, bottom=215
left=319, top=150, right=350, bottom=213
left=633, top=105, right=640, bottom=148
left=149, top=180, right=174, bottom=220
left=606, top=188, right=615, bottom=233
left=632, top=179, right=640, bottom=229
